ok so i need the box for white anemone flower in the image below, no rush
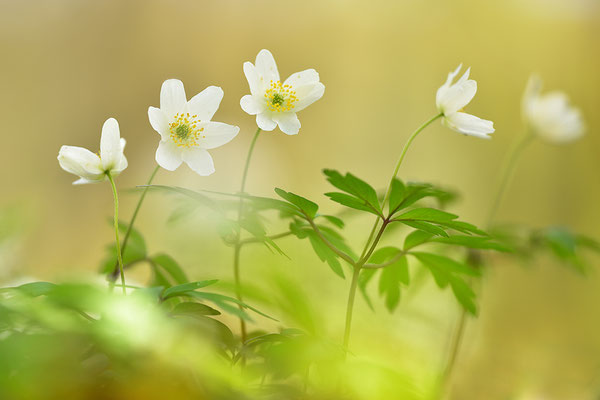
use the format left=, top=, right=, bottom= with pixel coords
left=58, top=118, right=127, bottom=185
left=436, top=64, right=495, bottom=139
left=240, top=49, right=325, bottom=135
left=522, top=75, right=584, bottom=144
left=148, top=79, right=240, bottom=176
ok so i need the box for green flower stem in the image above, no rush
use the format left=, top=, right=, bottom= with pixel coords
left=109, top=165, right=160, bottom=282
left=486, top=132, right=534, bottom=226
left=107, top=172, right=126, bottom=295
left=342, top=220, right=389, bottom=353
left=441, top=131, right=535, bottom=391
left=234, top=127, right=262, bottom=342
left=342, top=114, right=443, bottom=353
left=359, top=113, right=443, bottom=260
left=342, top=266, right=361, bottom=353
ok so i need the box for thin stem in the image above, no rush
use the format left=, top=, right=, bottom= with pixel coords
left=343, top=266, right=360, bottom=353
left=109, top=165, right=160, bottom=281
left=107, top=172, right=126, bottom=295
left=441, top=131, right=534, bottom=393
left=359, top=113, right=443, bottom=259
left=486, top=132, right=534, bottom=226
left=233, top=127, right=261, bottom=342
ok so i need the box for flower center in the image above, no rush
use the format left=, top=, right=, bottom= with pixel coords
left=169, top=113, right=205, bottom=148
left=265, top=80, right=298, bottom=112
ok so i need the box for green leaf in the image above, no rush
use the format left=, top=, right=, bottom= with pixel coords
left=344, top=173, right=381, bottom=213
left=438, top=220, right=486, bottom=236
left=189, top=291, right=277, bottom=321
left=152, top=254, right=189, bottom=284
left=171, top=302, right=221, bottom=316
left=432, top=235, right=511, bottom=252
left=450, top=278, right=477, bottom=315
left=394, top=183, right=434, bottom=212
left=14, top=282, right=56, bottom=297
left=163, top=280, right=219, bottom=299
left=395, top=208, right=458, bottom=223
left=320, top=215, right=345, bottom=229
left=404, top=230, right=434, bottom=250
left=412, top=252, right=479, bottom=277
left=325, top=192, right=379, bottom=215
left=388, top=179, right=406, bottom=214
left=308, top=233, right=345, bottom=278
left=274, top=188, right=319, bottom=219
left=403, top=221, right=449, bottom=237
left=378, top=256, right=408, bottom=312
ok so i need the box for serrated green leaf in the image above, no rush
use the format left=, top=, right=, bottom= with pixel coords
left=275, top=188, right=319, bottom=218
left=145, top=185, right=223, bottom=213
left=378, top=256, right=409, bottom=312
left=344, top=173, right=381, bottom=213
left=189, top=291, right=276, bottom=321
left=358, top=269, right=377, bottom=310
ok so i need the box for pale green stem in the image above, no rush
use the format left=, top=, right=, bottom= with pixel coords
left=109, top=165, right=160, bottom=282
left=441, top=131, right=534, bottom=393
left=107, top=172, right=126, bottom=295
left=359, top=113, right=443, bottom=260
left=342, top=114, right=442, bottom=353
left=234, top=127, right=262, bottom=342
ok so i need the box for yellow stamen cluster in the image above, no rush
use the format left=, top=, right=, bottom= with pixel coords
left=169, top=113, right=205, bottom=148
left=265, top=80, right=298, bottom=112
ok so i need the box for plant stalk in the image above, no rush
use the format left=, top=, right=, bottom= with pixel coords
left=109, top=165, right=160, bottom=282
left=107, top=172, right=126, bottom=295
left=234, top=127, right=262, bottom=342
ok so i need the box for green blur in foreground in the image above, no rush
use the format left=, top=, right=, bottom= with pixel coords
left=1, top=42, right=599, bottom=400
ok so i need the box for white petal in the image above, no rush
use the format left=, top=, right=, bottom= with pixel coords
left=240, top=94, right=265, bottom=115
left=436, top=64, right=463, bottom=110
left=188, top=86, right=224, bottom=121
left=273, top=112, right=301, bottom=135
left=256, top=113, right=277, bottom=131
left=160, top=79, right=187, bottom=116
left=100, top=118, right=124, bottom=172
left=243, top=61, right=262, bottom=96
left=73, top=177, right=102, bottom=185
left=155, top=140, right=183, bottom=171
left=283, top=69, right=320, bottom=88
left=58, top=145, right=103, bottom=181
left=294, top=82, right=325, bottom=112
left=148, top=107, right=169, bottom=140
left=197, top=121, right=239, bottom=149
left=113, top=139, right=128, bottom=174
left=443, top=112, right=494, bottom=138
left=182, top=148, right=215, bottom=176
left=438, top=80, right=477, bottom=115
left=255, top=49, right=280, bottom=83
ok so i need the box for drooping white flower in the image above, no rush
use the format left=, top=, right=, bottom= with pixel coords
left=240, top=49, right=325, bottom=135
left=436, top=65, right=495, bottom=139
left=148, top=79, right=239, bottom=176
left=522, top=75, right=584, bottom=144
left=58, top=118, right=127, bottom=185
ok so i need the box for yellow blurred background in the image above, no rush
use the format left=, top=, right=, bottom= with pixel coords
left=1, top=0, right=599, bottom=398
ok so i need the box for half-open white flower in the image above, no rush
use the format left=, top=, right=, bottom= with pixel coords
left=240, top=49, right=325, bottom=135
left=436, top=65, right=495, bottom=139
left=522, top=75, right=584, bottom=144
left=148, top=79, right=239, bottom=176
left=58, top=118, right=127, bottom=185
